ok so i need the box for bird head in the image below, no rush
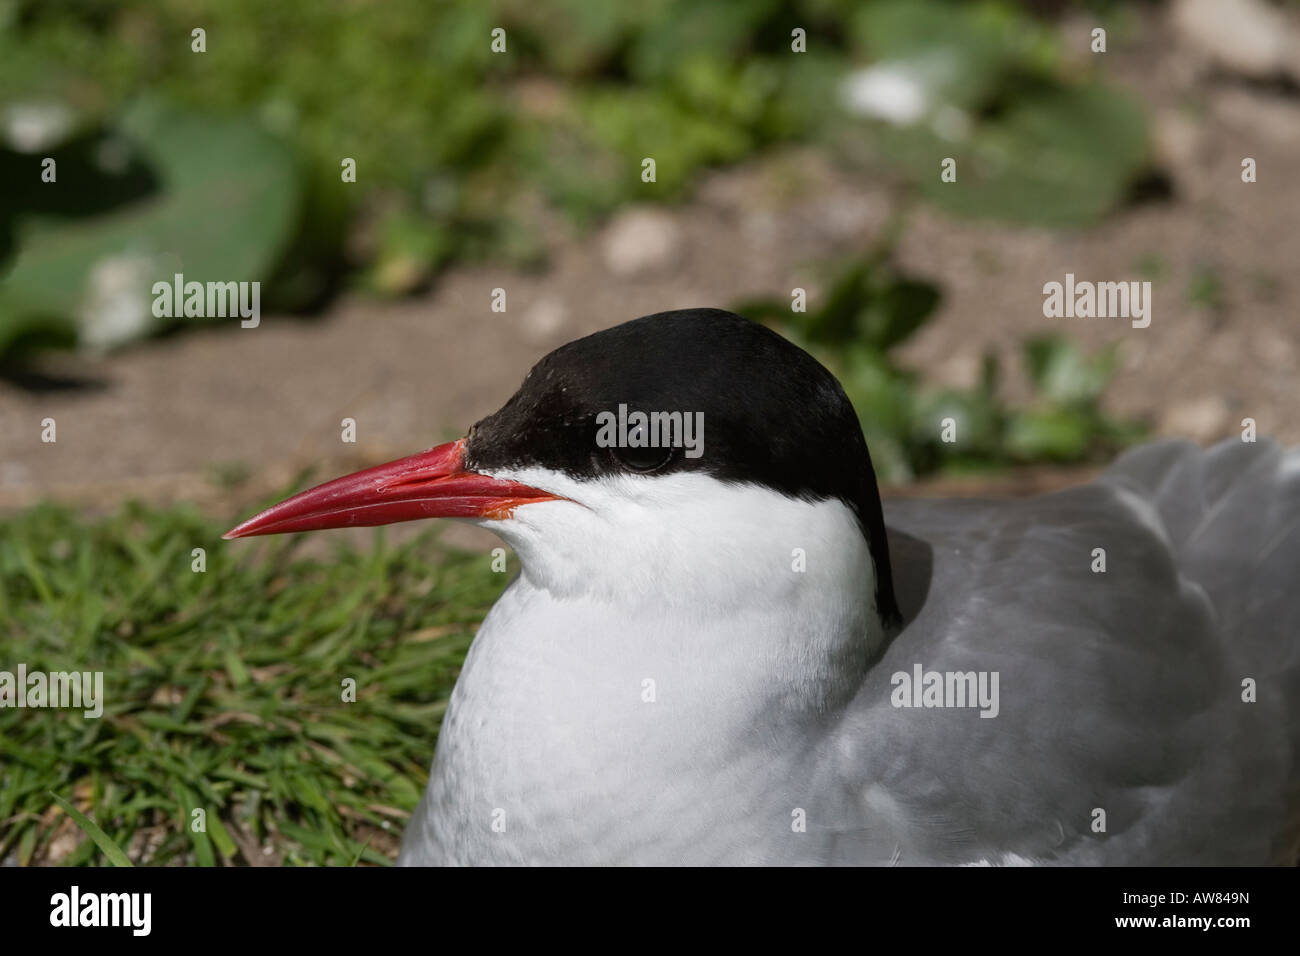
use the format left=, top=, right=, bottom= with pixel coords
left=225, top=308, right=899, bottom=622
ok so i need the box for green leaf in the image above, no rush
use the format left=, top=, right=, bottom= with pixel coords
left=789, top=260, right=941, bottom=350
left=0, top=98, right=301, bottom=354
left=915, top=387, right=1005, bottom=458
left=851, top=0, right=1059, bottom=109
left=224, top=647, right=250, bottom=689
left=859, top=277, right=941, bottom=351
left=207, top=812, right=238, bottom=860
left=884, top=83, right=1148, bottom=227
left=48, top=791, right=133, bottom=867
left=1023, top=335, right=1118, bottom=404
left=1005, top=407, right=1094, bottom=461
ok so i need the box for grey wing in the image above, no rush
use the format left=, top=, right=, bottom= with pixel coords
left=1101, top=438, right=1300, bottom=727
left=827, top=441, right=1298, bottom=865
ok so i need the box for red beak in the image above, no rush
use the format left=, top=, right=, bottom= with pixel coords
left=222, top=439, right=561, bottom=539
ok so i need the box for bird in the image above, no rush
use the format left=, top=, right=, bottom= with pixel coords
left=225, top=308, right=1300, bottom=865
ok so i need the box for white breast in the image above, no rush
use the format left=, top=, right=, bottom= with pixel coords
left=399, top=472, right=887, bottom=864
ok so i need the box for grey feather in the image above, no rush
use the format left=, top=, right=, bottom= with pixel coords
left=848, top=439, right=1300, bottom=864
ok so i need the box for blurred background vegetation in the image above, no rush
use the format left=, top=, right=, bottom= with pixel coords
left=0, top=0, right=1158, bottom=476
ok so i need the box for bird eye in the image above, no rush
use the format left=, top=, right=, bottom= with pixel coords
left=614, top=424, right=674, bottom=472
left=615, top=444, right=674, bottom=472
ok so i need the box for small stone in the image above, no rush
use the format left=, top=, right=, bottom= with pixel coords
left=1162, top=395, right=1230, bottom=442
left=601, top=208, right=682, bottom=278
left=1253, top=328, right=1296, bottom=371
left=1172, top=0, right=1298, bottom=79
left=519, top=297, right=568, bottom=345
left=1152, top=109, right=1202, bottom=171
left=934, top=352, right=982, bottom=390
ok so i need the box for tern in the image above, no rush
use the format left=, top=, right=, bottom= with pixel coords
left=226, top=308, right=1300, bottom=865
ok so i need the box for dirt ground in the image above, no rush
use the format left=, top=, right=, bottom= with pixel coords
left=2, top=9, right=1297, bottom=532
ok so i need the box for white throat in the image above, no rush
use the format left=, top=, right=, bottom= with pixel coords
left=408, top=471, right=885, bottom=864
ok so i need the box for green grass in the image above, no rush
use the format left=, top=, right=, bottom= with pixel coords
left=0, top=501, right=505, bottom=866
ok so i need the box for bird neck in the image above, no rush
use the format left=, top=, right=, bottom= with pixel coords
left=489, top=481, right=886, bottom=704
left=421, top=492, right=884, bottom=861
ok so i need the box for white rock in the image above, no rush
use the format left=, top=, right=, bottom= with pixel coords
left=1172, top=0, right=1298, bottom=79
left=519, top=297, right=568, bottom=345
left=601, top=208, right=682, bottom=278
left=2, top=101, right=74, bottom=153
left=841, top=63, right=929, bottom=125
left=934, top=351, right=982, bottom=390
left=1162, top=395, right=1230, bottom=442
